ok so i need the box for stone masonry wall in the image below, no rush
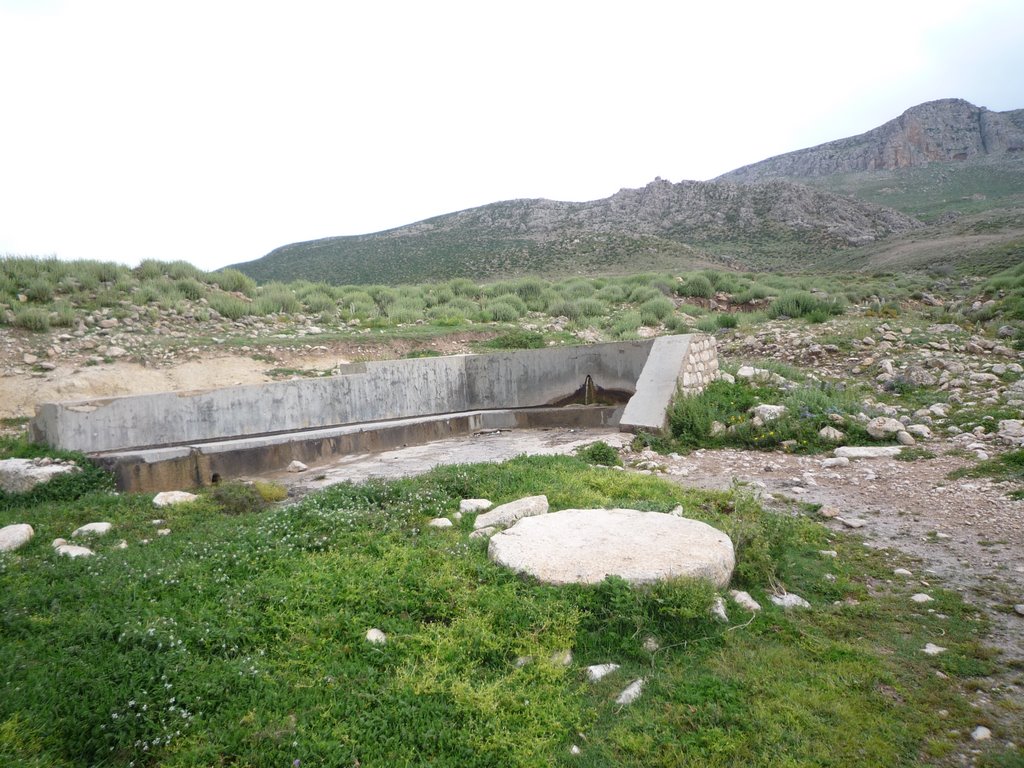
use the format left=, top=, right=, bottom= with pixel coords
left=679, top=335, right=719, bottom=396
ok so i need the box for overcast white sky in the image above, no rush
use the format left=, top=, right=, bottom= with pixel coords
left=2, top=0, right=1022, bottom=272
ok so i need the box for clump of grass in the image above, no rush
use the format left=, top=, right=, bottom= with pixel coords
left=611, top=310, right=642, bottom=339
left=207, top=293, right=251, bottom=320
left=252, top=284, right=301, bottom=316
left=211, top=268, right=257, bottom=296
left=206, top=480, right=269, bottom=515
left=575, top=440, right=622, bottom=466
left=12, top=307, right=50, bottom=332
left=482, top=330, right=545, bottom=349
left=252, top=480, right=288, bottom=503
left=639, top=296, right=674, bottom=325
left=677, top=274, right=714, bottom=299
left=767, top=291, right=844, bottom=320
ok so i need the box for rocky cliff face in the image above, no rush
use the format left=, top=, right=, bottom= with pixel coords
left=718, top=99, right=1024, bottom=182
left=422, top=178, right=920, bottom=247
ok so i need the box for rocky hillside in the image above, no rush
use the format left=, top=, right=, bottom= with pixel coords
left=718, top=98, right=1024, bottom=182
left=231, top=179, right=921, bottom=284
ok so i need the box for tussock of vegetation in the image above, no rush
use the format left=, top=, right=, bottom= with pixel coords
left=665, top=379, right=872, bottom=453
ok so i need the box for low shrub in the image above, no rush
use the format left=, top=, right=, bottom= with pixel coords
left=207, top=481, right=269, bottom=515
left=483, top=330, right=545, bottom=349
left=639, top=296, right=674, bottom=325
left=575, top=441, right=622, bottom=466
left=13, top=307, right=50, bottom=332
left=768, top=291, right=844, bottom=320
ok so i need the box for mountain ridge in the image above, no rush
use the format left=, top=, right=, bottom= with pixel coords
left=716, top=98, right=1024, bottom=182
left=230, top=178, right=920, bottom=284
left=230, top=97, right=1022, bottom=284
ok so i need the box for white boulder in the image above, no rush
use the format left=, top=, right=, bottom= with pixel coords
left=615, top=678, right=646, bottom=705
left=770, top=593, right=811, bottom=609
left=153, top=491, right=199, bottom=507
left=750, top=404, right=787, bottom=422
left=834, top=446, right=903, bottom=459
left=0, top=523, right=34, bottom=552
left=474, top=495, right=549, bottom=530
left=585, top=663, right=620, bottom=682
left=866, top=417, right=904, bottom=440
left=51, top=538, right=93, bottom=558
left=730, top=590, right=762, bottom=612
left=72, top=522, right=112, bottom=537
left=0, top=458, right=79, bottom=493
left=488, top=508, right=734, bottom=587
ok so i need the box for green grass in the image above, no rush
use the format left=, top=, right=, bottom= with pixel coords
left=665, top=378, right=875, bottom=454
left=1, top=441, right=1016, bottom=766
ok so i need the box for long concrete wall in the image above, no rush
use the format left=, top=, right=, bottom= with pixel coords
left=30, top=340, right=656, bottom=454
left=30, top=335, right=719, bottom=491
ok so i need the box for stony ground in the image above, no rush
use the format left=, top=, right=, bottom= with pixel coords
left=3, top=297, right=1023, bottom=760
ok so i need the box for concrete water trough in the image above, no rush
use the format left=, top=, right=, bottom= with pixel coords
left=29, top=335, right=717, bottom=492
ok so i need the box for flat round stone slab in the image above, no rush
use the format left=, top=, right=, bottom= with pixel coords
left=488, top=508, right=734, bottom=587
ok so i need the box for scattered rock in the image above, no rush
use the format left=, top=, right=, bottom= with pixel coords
left=893, top=568, right=913, bottom=577
left=469, top=526, right=497, bottom=540
left=642, top=636, right=660, bottom=653
left=550, top=650, right=573, bottom=667
left=72, top=522, right=112, bottom=537
left=474, top=495, right=549, bottom=530
left=997, top=420, right=1024, bottom=446
left=896, top=431, right=916, bottom=446
left=427, top=517, right=453, bottom=528
left=971, top=726, right=992, bottom=741
left=488, top=508, right=735, bottom=587
left=585, top=663, right=620, bottom=682
left=833, top=446, right=902, bottom=459
left=153, top=491, right=199, bottom=507
left=922, top=642, right=946, bottom=656
left=615, top=678, right=645, bottom=705
left=1013, top=604, right=1024, bottom=617
left=866, top=416, right=905, bottom=440
left=770, top=593, right=811, bottom=609
left=710, top=595, right=729, bottom=623
left=730, top=590, right=762, bottom=612
left=0, top=458, right=79, bottom=493
left=0, top=523, right=34, bottom=552
left=837, top=517, right=867, bottom=529
left=751, top=404, right=787, bottom=422
left=287, top=460, right=308, bottom=473
left=818, top=426, right=845, bottom=442
left=51, top=538, right=93, bottom=558
left=911, top=593, right=934, bottom=603
left=365, top=628, right=387, bottom=645
left=817, top=505, right=841, bottom=518
left=459, top=498, right=492, bottom=513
